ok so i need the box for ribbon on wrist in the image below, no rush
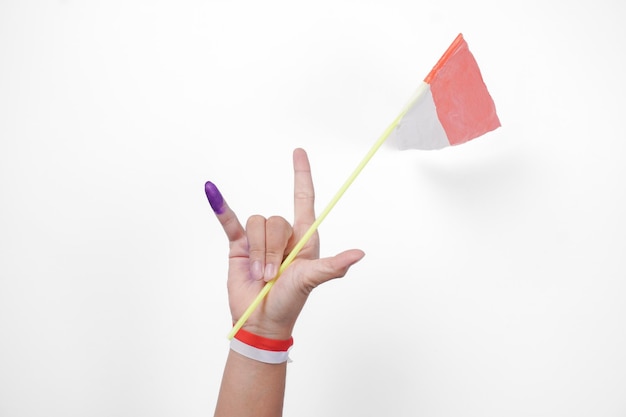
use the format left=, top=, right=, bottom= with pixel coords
left=230, top=327, right=294, bottom=364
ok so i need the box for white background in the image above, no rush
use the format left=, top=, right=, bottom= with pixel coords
left=1, top=1, right=625, bottom=416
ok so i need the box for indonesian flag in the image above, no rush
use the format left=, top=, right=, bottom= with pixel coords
left=223, top=34, right=502, bottom=340
left=391, top=33, right=500, bottom=150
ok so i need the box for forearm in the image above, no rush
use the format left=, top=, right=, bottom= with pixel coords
left=214, top=349, right=287, bottom=417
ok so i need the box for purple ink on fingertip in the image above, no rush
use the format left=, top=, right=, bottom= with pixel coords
left=205, top=181, right=225, bottom=214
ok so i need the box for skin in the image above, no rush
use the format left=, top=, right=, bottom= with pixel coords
left=208, top=148, right=364, bottom=417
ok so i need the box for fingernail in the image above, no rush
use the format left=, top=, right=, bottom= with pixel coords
left=204, top=181, right=225, bottom=214
left=251, top=261, right=263, bottom=280
left=264, top=263, right=277, bottom=281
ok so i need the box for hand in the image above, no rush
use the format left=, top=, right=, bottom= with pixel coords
left=206, top=148, right=364, bottom=340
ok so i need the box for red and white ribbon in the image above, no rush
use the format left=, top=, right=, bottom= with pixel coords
left=230, top=328, right=293, bottom=364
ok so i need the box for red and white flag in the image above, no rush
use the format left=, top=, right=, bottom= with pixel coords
left=225, top=34, right=502, bottom=338
left=391, top=33, right=500, bottom=150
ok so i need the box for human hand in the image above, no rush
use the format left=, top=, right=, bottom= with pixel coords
left=205, top=148, right=364, bottom=340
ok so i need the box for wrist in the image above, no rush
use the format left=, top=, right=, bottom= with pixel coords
left=235, top=322, right=294, bottom=341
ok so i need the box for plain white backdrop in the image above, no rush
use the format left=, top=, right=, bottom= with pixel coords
left=1, top=1, right=625, bottom=416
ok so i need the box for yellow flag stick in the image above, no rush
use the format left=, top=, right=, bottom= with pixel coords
left=227, top=83, right=428, bottom=339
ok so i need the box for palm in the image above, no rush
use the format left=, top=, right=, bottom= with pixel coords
left=226, top=224, right=320, bottom=337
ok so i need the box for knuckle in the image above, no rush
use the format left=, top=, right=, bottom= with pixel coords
left=248, top=247, right=265, bottom=257
left=264, top=248, right=283, bottom=259
left=221, top=212, right=238, bottom=230
left=294, top=190, right=315, bottom=201
left=266, top=216, right=293, bottom=239
left=266, top=215, right=288, bottom=226
left=246, top=214, right=266, bottom=227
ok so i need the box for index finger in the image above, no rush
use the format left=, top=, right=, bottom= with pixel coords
left=205, top=181, right=245, bottom=243
left=293, top=148, right=316, bottom=226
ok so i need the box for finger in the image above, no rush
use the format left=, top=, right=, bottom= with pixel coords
left=264, top=216, right=293, bottom=282
left=205, top=181, right=245, bottom=243
left=297, top=249, right=365, bottom=294
left=293, top=148, right=316, bottom=227
left=245, top=215, right=266, bottom=281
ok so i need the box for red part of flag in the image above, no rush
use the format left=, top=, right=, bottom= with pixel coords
left=425, top=33, right=501, bottom=146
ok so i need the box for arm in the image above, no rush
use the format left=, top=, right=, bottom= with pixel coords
left=215, top=350, right=287, bottom=417
left=206, top=148, right=364, bottom=417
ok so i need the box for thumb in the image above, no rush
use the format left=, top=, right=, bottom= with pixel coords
left=296, top=249, right=365, bottom=295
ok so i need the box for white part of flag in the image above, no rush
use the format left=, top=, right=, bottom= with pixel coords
left=391, top=82, right=450, bottom=150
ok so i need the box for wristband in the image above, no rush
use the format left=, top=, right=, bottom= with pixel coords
left=230, top=328, right=293, bottom=364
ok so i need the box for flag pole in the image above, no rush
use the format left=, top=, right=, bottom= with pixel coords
left=227, top=83, right=428, bottom=340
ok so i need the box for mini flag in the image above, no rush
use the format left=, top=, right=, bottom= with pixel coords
left=392, top=33, right=500, bottom=150
left=226, top=33, right=501, bottom=339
